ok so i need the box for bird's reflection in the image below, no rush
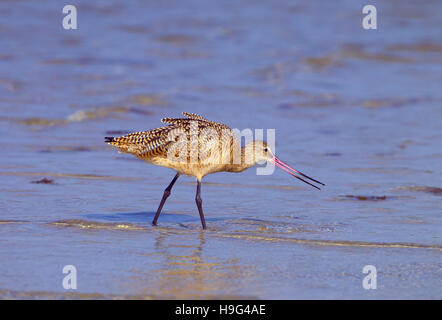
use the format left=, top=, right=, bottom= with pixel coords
left=144, top=228, right=255, bottom=299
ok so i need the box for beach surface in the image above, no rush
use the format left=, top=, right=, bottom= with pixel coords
left=0, top=0, right=441, bottom=299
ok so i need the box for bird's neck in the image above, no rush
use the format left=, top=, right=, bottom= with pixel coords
left=225, top=144, right=255, bottom=173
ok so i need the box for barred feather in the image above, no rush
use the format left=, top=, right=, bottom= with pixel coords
left=105, top=112, right=240, bottom=179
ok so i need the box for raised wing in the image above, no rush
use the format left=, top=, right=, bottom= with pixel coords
left=106, top=112, right=235, bottom=162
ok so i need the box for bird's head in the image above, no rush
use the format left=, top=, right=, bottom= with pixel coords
left=245, top=140, right=325, bottom=190
left=248, top=140, right=274, bottom=164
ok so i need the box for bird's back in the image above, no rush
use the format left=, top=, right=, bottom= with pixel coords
left=105, top=112, right=240, bottom=179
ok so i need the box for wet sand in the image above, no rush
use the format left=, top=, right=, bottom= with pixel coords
left=0, top=0, right=441, bottom=299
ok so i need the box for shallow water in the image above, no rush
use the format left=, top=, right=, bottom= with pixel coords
left=0, top=0, right=441, bottom=299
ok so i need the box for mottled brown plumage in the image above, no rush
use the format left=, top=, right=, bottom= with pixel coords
left=105, top=112, right=324, bottom=229
left=105, top=111, right=253, bottom=180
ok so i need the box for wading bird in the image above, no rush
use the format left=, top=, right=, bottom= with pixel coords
left=105, top=112, right=324, bottom=229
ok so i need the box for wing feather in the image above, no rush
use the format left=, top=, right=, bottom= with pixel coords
left=106, top=113, right=235, bottom=163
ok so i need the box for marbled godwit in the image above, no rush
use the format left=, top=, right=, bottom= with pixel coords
left=105, top=112, right=324, bottom=229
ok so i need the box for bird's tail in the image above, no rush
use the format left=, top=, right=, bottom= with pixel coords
left=104, top=135, right=132, bottom=153
left=104, top=132, right=151, bottom=154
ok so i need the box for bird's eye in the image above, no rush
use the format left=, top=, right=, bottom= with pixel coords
left=264, top=148, right=268, bottom=152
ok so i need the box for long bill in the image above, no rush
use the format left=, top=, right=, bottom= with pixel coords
left=271, top=157, right=325, bottom=190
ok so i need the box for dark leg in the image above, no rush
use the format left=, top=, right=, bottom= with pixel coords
left=195, top=180, right=207, bottom=230
left=152, top=173, right=180, bottom=226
